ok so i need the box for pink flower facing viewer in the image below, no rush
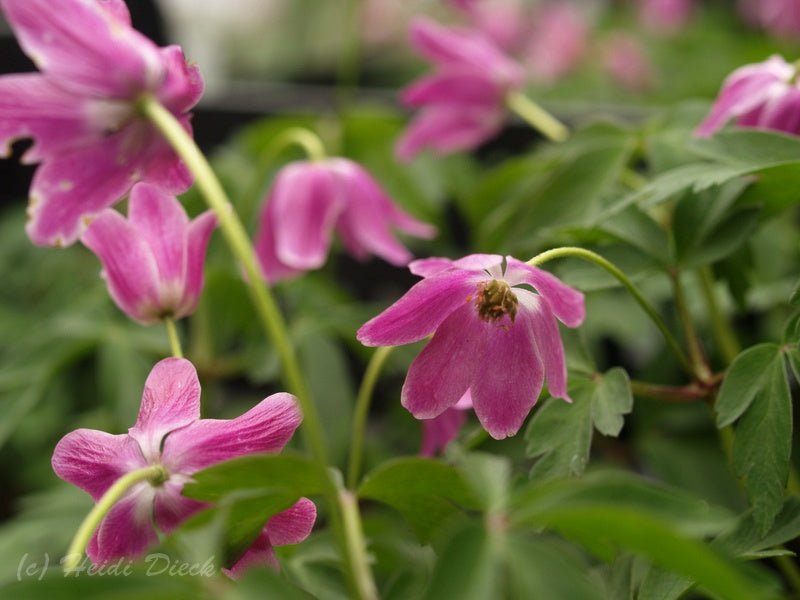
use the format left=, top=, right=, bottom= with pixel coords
left=696, top=55, right=800, bottom=137
left=52, top=357, right=316, bottom=566
left=254, top=158, right=436, bottom=282
left=420, top=392, right=473, bottom=457
left=357, top=255, right=586, bottom=439
left=81, top=183, right=216, bottom=325
left=739, top=0, right=800, bottom=39
left=0, top=0, right=203, bottom=247
left=600, top=33, right=656, bottom=93
left=396, top=17, right=526, bottom=161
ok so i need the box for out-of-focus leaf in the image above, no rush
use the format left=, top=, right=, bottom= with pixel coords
left=637, top=565, right=692, bottom=600
left=422, top=521, right=495, bottom=600
left=716, top=343, right=781, bottom=427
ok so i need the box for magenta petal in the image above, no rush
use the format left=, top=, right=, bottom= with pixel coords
left=80, top=207, right=161, bottom=322
left=357, top=269, right=483, bottom=346
left=52, top=429, right=146, bottom=501
left=396, top=107, right=502, bottom=161
left=96, top=0, right=132, bottom=25
left=402, top=72, right=503, bottom=108
left=86, top=489, right=159, bottom=563
left=520, top=292, right=571, bottom=402
left=409, top=257, right=456, bottom=278
left=470, top=308, right=544, bottom=439
left=153, top=479, right=207, bottom=534
left=267, top=497, right=317, bottom=546
left=128, top=358, right=201, bottom=463
left=754, top=85, right=800, bottom=133
left=254, top=212, right=306, bottom=283
left=179, top=209, right=217, bottom=317
left=224, top=533, right=278, bottom=578
left=160, top=393, right=302, bottom=474
left=136, top=118, right=195, bottom=194
left=157, top=45, right=205, bottom=114
left=128, top=183, right=190, bottom=287
left=402, top=304, right=488, bottom=419
left=420, top=406, right=468, bottom=457
left=1, top=0, right=163, bottom=97
left=504, top=257, right=585, bottom=328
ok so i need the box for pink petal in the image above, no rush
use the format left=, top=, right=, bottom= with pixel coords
left=80, top=207, right=162, bottom=323
left=523, top=4, right=588, bottom=85
left=267, top=497, right=317, bottom=546
left=402, top=72, right=503, bottom=108
left=153, top=479, right=207, bottom=534
left=396, top=106, right=503, bottom=161
left=178, top=209, right=217, bottom=318
left=254, top=214, right=306, bottom=283
left=160, top=393, right=302, bottom=474
left=1, top=0, right=164, bottom=97
left=470, top=307, right=544, bottom=439
left=504, top=257, right=585, bottom=327
left=0, top=74, right=91, bottom=163
left=156, top=45, right=204, bottom=114
left=420, top=405, right=468, bottom=457
left=268, top=162, right=344, bottom=270
left=409, top=257, right=457, bottom=278
left=128, top=358, right=201, bottom=463
left=223, top=533, right=278, bottom=578
left=402, top=303, right=488, bottom=419
left=519, top=291, right=571, bottom=402
left=51, top=429, right=146, bottom=501
left=750, top=84, right=800, bottom=133
left=86, top=488, right=159, bottom=563
left=357, top=269, right=484, bottom=346
left=96, top=0, right=132, bottom=25
left=128, top=183, right=190, bottom=287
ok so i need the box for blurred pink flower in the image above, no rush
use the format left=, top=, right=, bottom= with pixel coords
left=420, top=392, right=473, bottom=456
left=739, top=0, right=800, bottom=39
left=358, top=255, right=585, bottom=439
left=396, top=17, right=525, bottom=160
left=255, top=158, right=435, bottom=282
left=638, top=0, right=694, bottom=34
left=81, top=183, right=217, bottom=325
left=601, top=33, right=656, bottom=92
left=696, top=55, right=800, bottom=137
left=449, top=0, right=527, bottom=50
left=0, top=0, right=202, bottom=247
left=52, top=358, right=310, bottom=564
left=522, top=3, right=589, bottom=85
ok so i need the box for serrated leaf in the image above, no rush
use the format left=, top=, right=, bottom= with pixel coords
left=358, top=458, right=481, bottom=541
left=716, top=344, right=781, bottom=427
left=637, top=565, right=693, bottom=600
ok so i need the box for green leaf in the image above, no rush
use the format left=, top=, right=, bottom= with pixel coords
left=358, top=458, right=481, bottom=541
left=637, top=565, right=692, bottom=600
left=458, top=453, right=511, bottom=514
left=422, top=522, right=496, bottom=600
left=591, top=367, right=634, bottom=437
left=182, top=453, right=326, bottom=502
left=716, top=343, right=781, bottom=427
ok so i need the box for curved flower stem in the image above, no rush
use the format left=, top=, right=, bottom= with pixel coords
left=140, top=96, right=377, bottom=600
left=528, top=247, right=693, bottom=376
left=669, top=269, right=713, bottom=384
left=348, top=346, right=393, bottom=490
left=697, top=267, right=740, bottom=365
left=164, top=317, right=183, bottom=358
left=630, top=379, right=712, bottom=402
left=63, top=465, right=167, bottom=571
left=506, top=91, right=569, bottom=143
left=339, top=490, right=378, bottom=600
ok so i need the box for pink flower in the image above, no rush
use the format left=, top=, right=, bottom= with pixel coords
left=601, top=33, right=656, bottom=93
left=357, top=255, right=585, bottom=439
left=696, top=55, right=800, bottom=138
left=739, top=0, right=800, bottom=39
left=522, top=3, right=589, bottom=85
left=449, top=0, right=528, bottom=51
left=396, top=17, right=525, bottom=161
left=81, top=183, right=217, bottom=325
left=254, top=158, right=436, bottom=282
left=52, top=357, right=313, bottom=564
left=638, top=0, right=694, bottom=34
left=0, top=0, right=203, bottom=247
left=420, top=392, right=473, bottom=457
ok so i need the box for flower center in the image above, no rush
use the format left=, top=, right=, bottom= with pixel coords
left=475, top=279, right=518, bottom=323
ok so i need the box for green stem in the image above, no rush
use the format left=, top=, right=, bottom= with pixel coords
left=670, top=270, right=714, bottom=384
left=506, top=91, right=569, bottom=142
left=630, top=379, right=711, bottom=402
left=347, top=346, right=393, bottom=490
left=339, top=490, right=378, bottom=600
left=528, top=247, right=693, bottom=376
left=775, top=554, right=800, bottom=599
left=63, top=465, right=167, bottom=571
left=697, top=267, right=740, bottom=365
left=140, top=96, right=377, bottom=599
left=164, top=317, right=183, bottom=358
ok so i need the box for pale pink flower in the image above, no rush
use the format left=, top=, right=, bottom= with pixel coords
left=81, top=183, right=216, bottom=325
left=0, top=0, right=202, bottom=247
left=420, top=392, right=473, bottom=457
left=449, top=0, right=528, bottom=51
left=52, top=358, right=313, bottom=564
left=639, top=0, right=694, bottom=34
left=254, top=158, right=435, bottom=282
left=522, top=3, right=589, bottom=85
left=396, top=17, right=525, bottom=161
left=739, top=0, right=800, bottom=39
left=358, top=255, right=585, bottom=439
left=601, top=33, right=656, bottom=92
left=696, top=55, right=800, bottom=137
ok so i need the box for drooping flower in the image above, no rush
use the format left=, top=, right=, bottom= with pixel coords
left=52, top=357, right=313, bottom=564
left=638, top=0, right=694, bottom=35
left=254, top=158, right=436, bottom=282
left=396, top=17, right=525, bottom=161
left=695, top=55, right=800, bottom=138
left=420, top=392, right=473, bottom=457
left=357, top=255, right=585, bottom=439
left=0, top=0, right=203, bottom=247
left=739, top=0, right=800, bottom=39
left=81, top=183, right=217, bottom=325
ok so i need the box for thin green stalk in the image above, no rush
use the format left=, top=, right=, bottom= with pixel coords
left=528, top=247, right=693, bottom=376
left=775, top=554, right=800, bottom=599
left=670, top=270, right=713, bottom=384
left=506, top=91, right=569, bottom=142
left=697, top=266, right=740, bottom=365
left=630, top=380, right=710, bottom=402
left=63, top=465, right=167, bottom=571
left=339, top=490, right=378, bottom=600
left=164, top=317, right=183, bottom=358
left=347, top=346, right=393, bottom=490
left=140, top=96, right=377, bottom=599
